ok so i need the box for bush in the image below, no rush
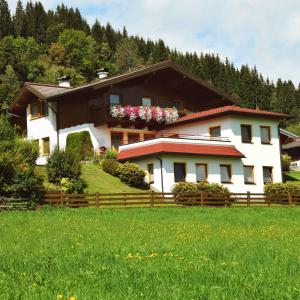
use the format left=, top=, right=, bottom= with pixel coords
left=60, top=178, right=86, bottom=194
left=281, top=153, right=292, bottom=172
left=46, top=148, right=81, bottom=184
left=264, top=182, right=300, bottom=203
left=171, top=181, right=230, bottom=206
left=196, top=181, right=229, bottom=195
left=117, top=162, right=146, bottom=188
left=15, top=139, right=39, bottom=167
left=66, top=131, right=93, bottom=160
left=102, top=158, right=121, bottom=177
left=104, top=148, right=118, bottom=159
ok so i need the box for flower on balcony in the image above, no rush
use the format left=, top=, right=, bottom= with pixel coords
left=110, top=105, right=179, bottom=123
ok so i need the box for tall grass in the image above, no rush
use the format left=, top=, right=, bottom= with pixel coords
left=0, top=208, right=299, bottom=299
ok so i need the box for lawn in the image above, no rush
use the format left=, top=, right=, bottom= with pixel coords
left=285, top=171, right=300, bottom=182
left=36, top=163, right=144, bottom=193
left=0, top=208, right=299, bottom=299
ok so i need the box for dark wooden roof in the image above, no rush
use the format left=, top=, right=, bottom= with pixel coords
left=10, top=61, right=236, bottom=111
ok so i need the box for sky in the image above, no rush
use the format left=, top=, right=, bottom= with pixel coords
left=7, top=0, right=300, bottom=86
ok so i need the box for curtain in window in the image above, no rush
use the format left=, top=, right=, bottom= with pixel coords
left=263, top=167, right=272, bottom=183
left=196, top=164, right=206, bottom=181
left=260, top=127, right=270, bottom=143
left=220, top=165, right=230, bottom=182
left=244, top=166, right=254, bottom=183
left=241, top=125, right=251, bottom=143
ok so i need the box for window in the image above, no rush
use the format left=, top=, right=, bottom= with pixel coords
left=30, top=102, right=48, bottom=119
left=209, top=126, right=221, bottom=137
left=263, top=166, right=273, bottom=184
left=241, top=124, right=252, bottom=143
left=260, top=126, right=271, bottom=144
left=147, top=164, right=154, bottom=184
left=196, top=164, right=207, bottom=182
left=109, top=94, right=120, bottom=105
left=142, top=97, right=152, bottom=107
left=42, top=137, right=50, bottom=156
left=128, top=133, right=139, bottom=144
left=111, top=132, right=123, bottom=149
left=174, top=163, right=186, bottom=182
left=244, top=165, right=254, bottom=184
left=220, top=164, right=232, bottom=183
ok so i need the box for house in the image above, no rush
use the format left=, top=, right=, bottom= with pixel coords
left=10, top=61, right=288, bottom=193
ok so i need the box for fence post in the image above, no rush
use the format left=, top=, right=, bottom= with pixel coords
left=60, top=190, right=64, bottom=206
left=247, top=191, right=250, bottom=207
left=150, top=190, right=154, bottom=208
left=200, top=192, right=204, bottom=207
left=95, top=192, right=99, bottom=208
left=288, top=193, right=292, bottom=206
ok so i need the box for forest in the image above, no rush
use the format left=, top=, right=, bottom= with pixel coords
left=0, top=0, right=300, bottom=132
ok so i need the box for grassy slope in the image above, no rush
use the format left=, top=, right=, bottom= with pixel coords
left=36, top=164, right=144, bottom=193
left=0, top=208, right=299, bottom=299
left=285, top=171, right=300, bottom=182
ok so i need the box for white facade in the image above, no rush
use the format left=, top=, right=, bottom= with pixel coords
left=26, top=102, right=283, bottom=194
left=119, top=115, right=283, bottom=193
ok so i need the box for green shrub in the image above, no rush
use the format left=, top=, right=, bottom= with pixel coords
left=171, top=182, right=198, bottom=194
left=60, top=177, right=86, bottom=194
left=281, top=154, right=292, bottom=172
left=46, top=148, right=81, bottom=184
left=265, top=182, right=300, bottom=203
left=104, top=148, right=118, bottom=159
left=117, top=162, right=146, bottom=188
left=196, top=181, right=229, bottom=195
left=66, top=131, right=93, bottom=160
left=102, top=158, right=121, bottom=177
left=15, top=139, right=39, bottom=167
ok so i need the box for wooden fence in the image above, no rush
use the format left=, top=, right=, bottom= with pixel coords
left=43, top=191, right=300, bottom=208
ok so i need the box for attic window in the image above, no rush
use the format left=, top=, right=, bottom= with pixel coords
left=30, top=102, right=48, bottom=119
left=142, top=97, right=152, bottom=107
left=109, top=94, right=120, bottom=105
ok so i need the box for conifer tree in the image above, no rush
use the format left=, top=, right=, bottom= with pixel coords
left=91, top=19, right=104, bottom=43
left=13, top=0, right=25, bottom=37
left=0, top=0, right=13, bottom=38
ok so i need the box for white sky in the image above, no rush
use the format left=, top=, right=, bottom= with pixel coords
left=8, top=0, right=300, bottom=86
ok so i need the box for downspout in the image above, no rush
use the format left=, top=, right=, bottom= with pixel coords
left=155, top=156, right=164, bottom=194
left=278, top=125, right=284, bottom=182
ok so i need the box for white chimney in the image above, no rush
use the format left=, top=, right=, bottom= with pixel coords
left=97, top=68, right=109, bottom=79
left=58, top=75, right=71, bottom=87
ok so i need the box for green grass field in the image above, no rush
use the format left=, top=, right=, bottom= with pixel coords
left=36, top=164, right=144, bottom=193
left=0, top=208, right=299, bottom=299
left=285, top=171, right=300, bottom=182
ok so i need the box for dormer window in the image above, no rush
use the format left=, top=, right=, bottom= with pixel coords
left=142, top=97, right=152, bottom=107
left=109, top=94, right=121, bottom=105
left=30, top=102, right=48, bottom=119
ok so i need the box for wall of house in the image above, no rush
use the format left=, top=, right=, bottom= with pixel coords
left=26, top=102, right=57, bottom=165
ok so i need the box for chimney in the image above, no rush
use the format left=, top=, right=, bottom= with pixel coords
left=97, top=68, right=109, bottom=79
left=58, top=75, right=71, bottom=87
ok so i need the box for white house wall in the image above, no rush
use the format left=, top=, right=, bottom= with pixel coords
left=26, top=102, right=57, bottom=165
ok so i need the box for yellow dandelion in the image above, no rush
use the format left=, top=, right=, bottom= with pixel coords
left=56, top=295, right=63, bottom=300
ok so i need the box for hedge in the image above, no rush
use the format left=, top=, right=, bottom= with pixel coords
left=117, top=162, right=146, bottom=188
left=264, top=182, right=300, bottom=203
left=66, top=131, right=93, bottom=160
left=102, top=158, right=121, bottom=177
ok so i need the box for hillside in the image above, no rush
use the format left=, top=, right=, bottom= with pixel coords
left=0, top=0, right=300, bottom=132
left=36, top=164, right=145, bottom=193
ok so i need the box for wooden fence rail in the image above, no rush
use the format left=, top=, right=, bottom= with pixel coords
left=43, top=191, right=300, bottom=208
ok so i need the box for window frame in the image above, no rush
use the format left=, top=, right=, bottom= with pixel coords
left=41, top=137, right=50, bottom=156
left=220, top=164, right=232, bottom=183
left=260, top=126, right=272, bottom=144
left=241, top=124, right=253, bottom=143
left=30, top=102, right=48, bottom=120
left=111, top=132, right=123, bottom=150
left=142, top=96, right=153, bottom=107
left=195, top=163, right=208, bottom=182
left=263, top=166, right=273, bottom=184
left=109, top=93, right=121, bottom=105
left=243, top=165, right=255, bottom=184
left=147, top=163, right=154, bottom=184
left=209, top=126, right=221, bottom=138
left=173, top=162, right=186, bottom=183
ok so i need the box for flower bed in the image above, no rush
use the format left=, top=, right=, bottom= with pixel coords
left=110, top=105, right=179, bottom=124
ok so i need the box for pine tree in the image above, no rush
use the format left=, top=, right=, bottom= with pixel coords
left=91, top=19, right=104, bottom=43
left=0, top=65, right=20, bottom=110
left=13, top=0, right=25, bottom=37
left=0, top=0, right=13, bottom=38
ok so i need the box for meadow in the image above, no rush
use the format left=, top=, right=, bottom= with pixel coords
left=0, top=208, right=300, bottom=299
